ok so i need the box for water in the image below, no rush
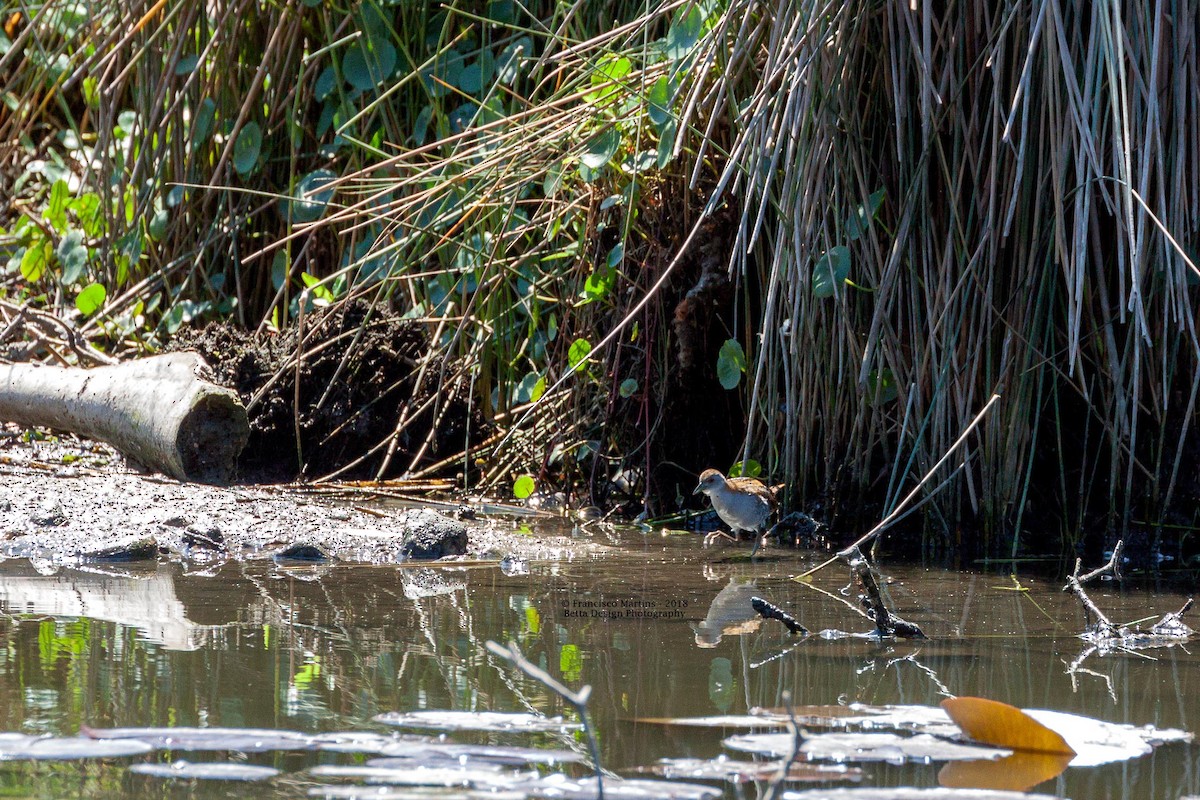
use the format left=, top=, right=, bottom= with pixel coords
left=0, top=522, right=1197, bottom=798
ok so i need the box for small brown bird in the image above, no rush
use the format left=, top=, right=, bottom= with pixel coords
left=693, top=468, right=778, bottom=555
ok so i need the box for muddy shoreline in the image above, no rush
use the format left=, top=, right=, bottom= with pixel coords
left=0, top=430, right=604, bottom=569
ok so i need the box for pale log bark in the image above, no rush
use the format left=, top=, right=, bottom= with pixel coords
left=0, top=352, right=248, bottom=483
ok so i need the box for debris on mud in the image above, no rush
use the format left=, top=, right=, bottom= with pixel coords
left=0, top=429, right=599, bottom=567
left=171, top=300, right=479, bottom=482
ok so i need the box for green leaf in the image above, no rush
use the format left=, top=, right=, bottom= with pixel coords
left=116, top=110, right=138, bottom=138
left=301, top=271, right=335, bottom=304
left=606, top=242, right=625, bottom=268
left=560, top=643, right=582, bottom=682
left=75, top=282, right=106, bottom=315
left=70, top=192, right=103, bottom=237
left=513, top=474, right=536, bottom=499
left=866, top=368, right=899, bottom=405
left=56, top=229, right=88, bottom=284
left=148, top=207, right=169, bottom=241
left=344, top=39, right=397, bottom=91
left=728, top=459, right=761, bottom=479
left=289, top=169, right=337, bottom=223
left=515, top=371, right=542, bottom=404
left=20, top=239, right=51, bottom=282
left=531, top=375, right=546, bottom=402
left=582, top=268, right=614, bottom=303
left=191, top=98, right=216, bottom=151
left=812, top=245, right=850, bottom=298
left=594, top=54, right=631, bottom=84
left=656, top=118, right=677, bottom=168
left=45, top=180, right=70, bottom=233
left=580, top=127, right=619, bottom=170
left=487, top=0, right=516, bottom=24
left=567, top=337, right=592, bottom=372
left=619, top=378, right=638, bottom=398
left=666, top=5, right=704, bottom=60
left=647, top=75, right=673, bottom=130
left=497, top=36, right=533, bottom=83
left=716, top=338, right=746, bottom=390
left=457, top=50, right=494, bottom=94
left=315, top=66, right=338, bottom=100
left=233, top=121, right=262, bottom=175
left=174, top=54, right=199, bottom=75
left=846, top=188, right=885, bottom=241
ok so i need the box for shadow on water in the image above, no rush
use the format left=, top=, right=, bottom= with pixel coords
left=0, top=522, right=1197, bottom=798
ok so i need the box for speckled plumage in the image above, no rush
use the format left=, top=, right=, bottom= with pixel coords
left=694, top=468, right=777, bottom=552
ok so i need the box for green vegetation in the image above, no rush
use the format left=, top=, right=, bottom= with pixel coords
left=3, top=0, right=1199, bottom=558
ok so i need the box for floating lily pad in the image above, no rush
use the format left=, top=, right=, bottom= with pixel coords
left=374, top=740, right=585, bottom=766
left=724, top=732, right=1009, bottom=763
left=808, top=703, right=1194, bottom=767
left=129, top=760, right=280, bottom=781
left=311, top=788, right=514, bottom=800
left=85, top=726, right=316, bottom=753
left=373, top=710, right=581, bottom=733
left=308, top=764, right=529, bottom=789
left=776, top=789, right=1061, bottom=799
left=1023, top=708, right=1192, bottom=767
left=631, top=715, right=787, bottom=729
left=532, top=774, right=722, bottom=799
left=0, top=735, right=154, bottom=760
left=650, top=757, right=862, bottom=783
left=310, top=731, right=410, bottom=754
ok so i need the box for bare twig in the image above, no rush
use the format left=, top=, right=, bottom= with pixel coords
left=796, top=394, right=1001, bottom=580
left=486, top=640, right=603, bottom=799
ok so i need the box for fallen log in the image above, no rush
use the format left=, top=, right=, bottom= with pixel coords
left=0, top=352, right=248, bottom=483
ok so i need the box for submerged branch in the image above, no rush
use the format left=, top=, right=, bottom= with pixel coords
left=486, top=640, right=604, bottom=799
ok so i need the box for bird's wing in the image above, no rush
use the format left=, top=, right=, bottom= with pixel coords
left=726, top=478, right=777, bottom=508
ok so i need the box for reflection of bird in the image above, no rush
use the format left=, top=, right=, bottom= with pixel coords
left=693, top=469, right=778, bottom=555
left=691, top=577, right=762, bottom=647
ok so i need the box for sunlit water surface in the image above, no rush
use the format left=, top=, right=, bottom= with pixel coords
left=0, top=521, right=1197, bottom=798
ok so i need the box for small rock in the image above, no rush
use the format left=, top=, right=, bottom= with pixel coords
left=30, top=499, right=68, bottom=527
left=453, top=505, right=477, bottom=521
left=163, top=515, right=191, bottom=528
left=83, top=535, right=159, bottom=561
left=183, top=526, right=226, bottom=550
left=400, top=509, right=468, bottom=559
left=272, top=543, right=329, bottom=562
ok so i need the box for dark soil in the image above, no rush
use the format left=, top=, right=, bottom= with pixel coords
left=172, top=301, right=480, bottom=483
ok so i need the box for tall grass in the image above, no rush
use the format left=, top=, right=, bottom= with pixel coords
left=697, top=0, right=1200, bottom=554
left=4, top=0, right=1199, bottom=555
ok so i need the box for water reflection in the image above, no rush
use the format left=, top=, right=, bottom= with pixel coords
left=0, top=532, right=1195, bottom=798
left=0, top=563, right=209, bottom=650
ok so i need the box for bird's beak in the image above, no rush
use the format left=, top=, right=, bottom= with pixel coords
left=693, top=482, right=703, bottom=495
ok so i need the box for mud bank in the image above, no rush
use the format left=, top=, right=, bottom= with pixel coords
left=0, top=430, right=603, bottom=568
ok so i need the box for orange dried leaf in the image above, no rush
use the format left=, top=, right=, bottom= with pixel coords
left=941, top=697, right=1076, bottom=756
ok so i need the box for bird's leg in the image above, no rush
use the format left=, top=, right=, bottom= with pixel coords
left=703, top=529, right=738, bottom=548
